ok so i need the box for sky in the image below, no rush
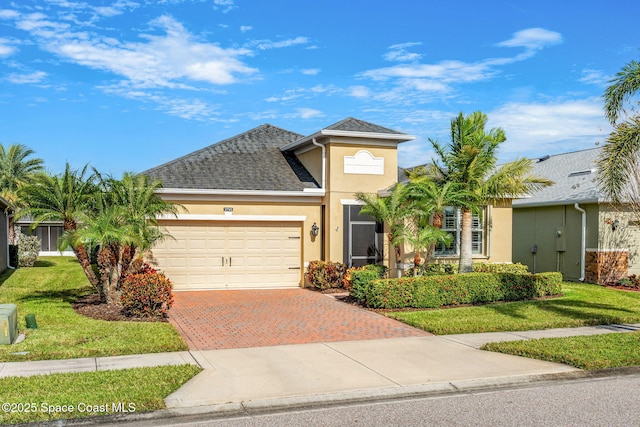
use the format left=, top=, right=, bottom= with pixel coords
left=0, top=0, right=638, bottom=176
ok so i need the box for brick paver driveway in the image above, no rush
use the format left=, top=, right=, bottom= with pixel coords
left=168, top=288, right=430, bottom=350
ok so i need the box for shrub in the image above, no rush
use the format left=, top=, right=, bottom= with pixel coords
left=305, top=260, right=347, bottom=290
left=120, top=272, right=174, bottom=318
left=360, top=271, right=563, bottom=309
left=420, top=262, right=528, bottom=276
left=346, top=264, right=387, bottom=301
left=18, top=235, right=40, bottom=267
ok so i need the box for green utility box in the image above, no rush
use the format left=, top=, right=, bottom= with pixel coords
left=0, top=304, right=18, bottom=345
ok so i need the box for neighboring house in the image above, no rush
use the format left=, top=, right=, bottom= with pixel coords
left=143, top=117, right=514, bottom=290
left=14, top=219, right=74, bottom=256
left=512, top=147, right=637, bottom=284
left=0, top=196, right=11, bottom=273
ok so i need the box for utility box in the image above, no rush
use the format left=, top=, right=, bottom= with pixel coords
left=0, top=304, right=18, bottom=345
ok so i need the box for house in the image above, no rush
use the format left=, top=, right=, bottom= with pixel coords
left=512, top=147, right=638, bottom=284
left=0, top=196, right=12, bottom=273
left=13, top=219, right=74, bottom=257
left=143, top=117, right=514, bottom=290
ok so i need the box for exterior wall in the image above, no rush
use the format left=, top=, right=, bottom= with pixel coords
left=324, top=140, right=399, bottom=266
left=513, top=203, right=599, bottom=281
left=489, top=202, right=513, bottom=263
left=597, top=206, right=640, bottom=277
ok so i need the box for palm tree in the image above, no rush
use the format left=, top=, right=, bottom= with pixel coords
left=0, top=144, right=44, bottom=244
left=394, top=222, right=452, bottom=276
left=404, top=179, right=473, bottom=229
left=598, top=60, right=640, bottom=201
left=98, top=172, right=180, bottom=283
left=428, top=112, right=552, bottom=273
left=18, top=164, right=101, bottom=293
left=356, top=183, right=409, bottom=273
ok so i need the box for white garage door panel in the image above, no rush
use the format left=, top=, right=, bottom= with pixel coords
left=150, top=222, right=302, bottom=290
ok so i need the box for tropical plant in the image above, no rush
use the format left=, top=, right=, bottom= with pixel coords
left=423, top=111, right=552, bottom=273
left=0, top=144, right=44, bottom=244
left=394, top=222, right=452, bottom=276
left=356, top=183, right=409, bottom=271
left=17, top=164, right=101, bottom=294
left=598, top=59, right=640, bottom=202
left=97, top=172, right=180, bottom=285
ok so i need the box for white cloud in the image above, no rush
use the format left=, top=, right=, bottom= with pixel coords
left=6, top=71, right=47, bottom=84
left=488, top=97, right=610, bottom=160
left=240, top=25, right=252, bottom=33
left=496, top=28, right=562, bottom=50
left=213, top=0, right=236, bottom=13
left=580, top=69, right=610, bottom=86
left=252, top=36, right=309, bottom=50
left=284, top=107, right=324, bottom=119
left=384, top=42, right=422, bottom=62
left=13, top=13, right=258, bottom=87
left=360, top=28, right=563, bottom=103
left=347, top=85, right=371, bottom=98
left=0, top=9, right=19, bottom=19
left=0, top=38, right=15, bottom=56
left=301, top=68, right=320, bottom=75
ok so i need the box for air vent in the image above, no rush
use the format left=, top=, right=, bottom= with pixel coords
left=568, top=168, right=596, bottom=177
left=537, top=155, right=550, bottom=162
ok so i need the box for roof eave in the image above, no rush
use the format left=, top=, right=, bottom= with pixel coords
left=155, top=187, right=325, bottom=197
left=280, top=130, right=415, bottom=152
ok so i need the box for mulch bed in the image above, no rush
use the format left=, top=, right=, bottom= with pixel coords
left=71, top=294, right=167, bottom=322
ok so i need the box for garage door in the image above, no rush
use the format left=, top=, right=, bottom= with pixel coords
left=149, top=221, right=302, bottom=290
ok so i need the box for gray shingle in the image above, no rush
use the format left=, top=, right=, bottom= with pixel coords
left=143, top=124, right=319, bottom=191
left=513, top=147, right=603, bottom=207
left=325, top=117, right=407, bottom=135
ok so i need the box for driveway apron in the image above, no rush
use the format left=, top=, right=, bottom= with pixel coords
left=168, top=289, right=430, bottom=350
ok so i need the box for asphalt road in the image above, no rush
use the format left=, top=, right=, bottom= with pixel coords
left=103, top=373, right=640, bottom=427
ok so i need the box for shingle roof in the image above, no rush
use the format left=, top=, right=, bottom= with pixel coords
left=513, top=147, right=603, bottom=207
left=324, top=117, right=406, bottom=135
left=143, top=124, right=319, bottom=191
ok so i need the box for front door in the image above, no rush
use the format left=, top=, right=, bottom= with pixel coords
left=344, top=205, right=382, bottom=267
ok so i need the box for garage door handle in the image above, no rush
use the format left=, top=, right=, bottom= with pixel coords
left=288, top=267, right=301, bottom=270
left=222, top=256, right=225, bottom=266
left=229, top=257, right=232, bottom=267
left=288, top=236, right=301, bottom=239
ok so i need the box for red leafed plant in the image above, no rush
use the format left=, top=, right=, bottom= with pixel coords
left=120, top=272, right=174, bottom=318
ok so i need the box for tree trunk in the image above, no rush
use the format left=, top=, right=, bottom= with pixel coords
left=8, top=216, right=16, bottom=245
left=63, top=218, right=101, bottom=294
left=119, top=244, right=135, bottom=287
left=458, top=208, right=473, bottom=273
left=413, top=251, right=421, bottom=276
left=432, top=212, right=443, bottom=229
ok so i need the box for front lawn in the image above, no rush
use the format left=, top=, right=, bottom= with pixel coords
left=0, top=364, right=201, bottom=425
left=386, top=282, right=640, bottom=335
left=482, top=332, right=640, bottom=370
left=0, top=257, right=187, bottom=362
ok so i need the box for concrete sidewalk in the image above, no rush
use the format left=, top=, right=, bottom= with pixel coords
left=0, top=323, right=638, bottom=417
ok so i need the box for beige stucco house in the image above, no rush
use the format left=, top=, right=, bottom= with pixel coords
left=143, top=118, right=514, bottom=290
left=513, top=147, right=639, bottom=284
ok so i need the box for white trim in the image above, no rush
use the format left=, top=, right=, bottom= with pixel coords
left=586, top=248, right=629, bottom=252
left=280, top=130, right=415, bottom=151
left=344, top=150, right=384, bottom=175
left=157, top=214, right=306, bottom=222
left=40, top=251, right=75, bottom=257
left=156, top=188, right=324, bottom=197
left=340, top=199, right=365, bottom=206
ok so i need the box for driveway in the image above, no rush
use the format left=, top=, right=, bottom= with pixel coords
left=168, top=288, right=430, bottom=350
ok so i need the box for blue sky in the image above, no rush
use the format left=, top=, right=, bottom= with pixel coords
left=0, top=0, right=638, bottom=176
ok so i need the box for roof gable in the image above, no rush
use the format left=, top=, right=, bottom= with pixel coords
left=324, top=117, right=406, bottom=135
left=143, top=124, right=318, bottom=191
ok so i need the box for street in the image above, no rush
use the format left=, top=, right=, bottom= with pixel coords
left=120, top=373, right=640, bottom=426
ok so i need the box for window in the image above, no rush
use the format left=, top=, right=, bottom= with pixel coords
left=20, top=225, right=65, bottom=252
left=434, top=207, right=485, bottom=256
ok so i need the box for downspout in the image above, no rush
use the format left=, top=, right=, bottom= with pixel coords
left=311, top=138, right=325, bottom=190
left=574, top=203, right=586, bottom=281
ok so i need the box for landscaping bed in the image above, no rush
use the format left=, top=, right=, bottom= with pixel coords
left=0, top=257, right=186, bottom=362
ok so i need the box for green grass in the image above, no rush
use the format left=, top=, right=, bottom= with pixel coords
left=0, top=257, right=187, bottom=362
left=386, top=282, right=640, bottom=335
left=482, top=332, right=640, bottom=370
left=0, top=364, right=201, bottom=425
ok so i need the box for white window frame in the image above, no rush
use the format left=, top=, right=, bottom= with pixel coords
left=434, top=207, right=485, bottom=257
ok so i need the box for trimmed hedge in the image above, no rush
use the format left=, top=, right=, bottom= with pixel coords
left=120, top=272, right=174, bottom=318
left=354, top=271, right=562, bottom=309
left=421, top=262, right=529, bottom=275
